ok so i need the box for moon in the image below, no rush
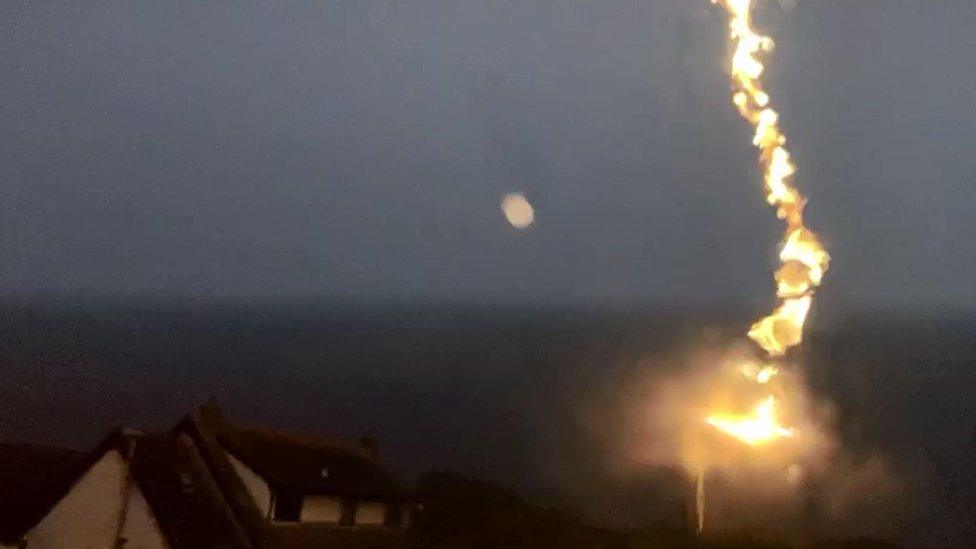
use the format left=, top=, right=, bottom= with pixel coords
left=500, top=192, right=534, bottom=229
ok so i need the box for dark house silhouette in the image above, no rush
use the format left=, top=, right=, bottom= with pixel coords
left=0, top=403, right=410, bottom=548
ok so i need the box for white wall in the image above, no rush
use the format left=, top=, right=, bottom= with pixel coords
left=355, top=501, right=385, bottom=526
left=300, top=496, right=343, bottom=524
left=226, top=453, right=271, bottom=518
left=26, top=450, right=127, bottom=549
left=120, top=484, right=168, bottom=549
left=23, top=447, right=169, bottom=549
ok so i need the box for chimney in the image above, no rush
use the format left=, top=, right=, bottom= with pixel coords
left=199, top=397, right=224, bottom=431
left=359, top=429, right=379, bottom=460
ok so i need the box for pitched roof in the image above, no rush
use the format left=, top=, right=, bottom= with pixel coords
left=174, top=411, right=409, bottom=549
left=3, top=405, right=408, bottom=549
left=173, top=414, right=274, bottom=547
left=131, top=433, right=252, bottom=549
left=215, top=423, right=404, bottom=499
left=0, top=432, right=255, bottom=549
left=0, top=442, right=87, bottom=544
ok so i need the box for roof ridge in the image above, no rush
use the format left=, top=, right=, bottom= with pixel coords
left=173, top=415, right=267, bottom=547
left=225, top=421, right=372, bottom=460
left=131, top=432, right=253, bottom=549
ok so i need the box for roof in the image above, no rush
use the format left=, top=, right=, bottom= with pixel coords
left=2, top=405, right=408, bottom=549
left=131, top=433, right=252, bottom=549
left=173, top=407, right=410, bottom=548
left=0, top=432, right=254, bottom=549
left=215, top=423, right=404, bottom=499
left=0, top=442, right=87, bottom=544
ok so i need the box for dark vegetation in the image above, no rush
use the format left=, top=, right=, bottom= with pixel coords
left=411, top=470, right=898, bottom=548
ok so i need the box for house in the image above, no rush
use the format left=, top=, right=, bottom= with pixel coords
left=0, top=403, right=411, bottom=548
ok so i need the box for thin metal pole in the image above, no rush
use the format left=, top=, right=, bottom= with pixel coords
left=696, top=470, right=706, bottom=535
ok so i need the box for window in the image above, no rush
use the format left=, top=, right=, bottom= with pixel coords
left=273, top=490, right=302, bottom=522
left=300, top=496, right=343, bottom=524
left=355, top=501, right=385, bottom=526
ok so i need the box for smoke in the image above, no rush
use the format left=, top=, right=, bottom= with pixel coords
left=615, top=339, right=832, bottom=475
left=575, top=333, right=902, bottom=540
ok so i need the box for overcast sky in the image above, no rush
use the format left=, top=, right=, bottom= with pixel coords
left=1, top=0, right=974, bottom=307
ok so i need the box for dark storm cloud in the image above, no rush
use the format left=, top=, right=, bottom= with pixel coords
left=0, top=0, right=974, bottom=306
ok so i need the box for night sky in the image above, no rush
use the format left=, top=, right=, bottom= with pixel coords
left=1, top=1, right=974, bottom=307
left=2, top=1, right=976, bottom=546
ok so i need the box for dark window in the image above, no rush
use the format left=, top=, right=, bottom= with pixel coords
left=273, top=490, right=302, bottom=522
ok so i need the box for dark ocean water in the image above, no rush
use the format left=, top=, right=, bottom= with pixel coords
left=0, top=299, right=973, bottom=547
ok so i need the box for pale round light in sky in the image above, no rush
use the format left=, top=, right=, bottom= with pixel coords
left=500, top=192, right=534, bottom=229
